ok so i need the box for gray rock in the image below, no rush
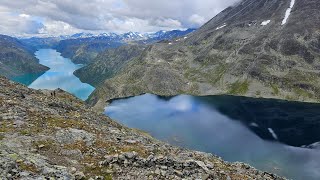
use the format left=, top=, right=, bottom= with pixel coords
left=75, top=171, right=85, bottom=180
left=55, top=128, right=96, bottom=146
left=124, top=151, right=137, bottom=159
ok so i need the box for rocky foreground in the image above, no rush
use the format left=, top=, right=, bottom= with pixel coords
left=0, top=76, right=284, bottom=180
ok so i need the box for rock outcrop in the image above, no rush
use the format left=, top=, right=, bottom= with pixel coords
left=0, top=76, right=284, bottom=179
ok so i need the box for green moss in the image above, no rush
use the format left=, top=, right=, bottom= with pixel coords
left=20, top=129, right=31, bottom=136
left=8, top=153, right=19, bottom=160
left=271, top=84, right=279, bottom=95
left=18, top=161, right=39, bottom=173
left=293, top=88, right=313, bottom=99
left=207, top=65, right=227, bottom=85
left=104, top=174, right=113, bottom=180
left=228, top=80, right=249, bottom=95
left=285, top=95, right=294, bottom=101
left=32, top=140, right=55, bottom=150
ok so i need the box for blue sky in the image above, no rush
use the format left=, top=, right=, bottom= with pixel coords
left=0, top=0, right=240, bottom=37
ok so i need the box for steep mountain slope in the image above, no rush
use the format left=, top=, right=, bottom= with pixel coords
left=20, top=36, right=68, bottom=49
left=0, top=35, right=49, bottom=80
left=0, top=76, right=283, bottom=179
left=55, top=38, right=123, bottom=64
left=88, top=0, right=320, bottom=110
left=74, top=45, right=146, bottom=87
left=55, top=29, right=196, bottom=64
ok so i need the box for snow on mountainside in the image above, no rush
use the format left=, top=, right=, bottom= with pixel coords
left=65, top=29, right=196, bottom=42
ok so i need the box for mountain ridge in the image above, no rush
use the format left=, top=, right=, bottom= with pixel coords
left=85, top=0, right=320, bottom=111
left=53, top=29, right=196, bottom=64
left=0, top=34, right=49, bottom=83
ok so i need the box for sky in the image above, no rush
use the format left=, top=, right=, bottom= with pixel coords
left=0, top=0, right=240, bottom=37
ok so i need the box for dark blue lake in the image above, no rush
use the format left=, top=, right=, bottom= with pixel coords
left=16, top=49, right=95, bottom=100
left=106, top=94, right=320, bottom=180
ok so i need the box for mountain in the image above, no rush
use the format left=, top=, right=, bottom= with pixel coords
left=0, top=35, right=49, bottom=82
left=0, top=76, right=283, bottom=179
left=55, top=37, right=124, bottom=64
left=70, top=32, right=95, bottom=39
left=54, top=29, right=196, bottom=64
left=19, top=36, right=70, bottom=49
left=122, top=32, right=144, bottom=41
left=87, top=0, right=320, bottom=110
left=143, top=28, right=196, bottom=43
left=74, top=44, right=146, bottom=87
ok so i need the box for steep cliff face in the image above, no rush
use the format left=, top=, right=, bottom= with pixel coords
left=88, top=0, right=320, bottom=109
left=0, top=35, right=49, bottom=79
left=0, top=76, right=284, bottom=179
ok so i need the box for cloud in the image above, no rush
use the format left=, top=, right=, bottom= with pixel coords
left=0, top=6, right=44, bottom=36
left=0, top=0, right=240, bottom=36
left=188, top=14, right=206, bottom=27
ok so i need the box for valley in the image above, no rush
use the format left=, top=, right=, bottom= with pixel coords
left=0, top=0, right=320, bottom=179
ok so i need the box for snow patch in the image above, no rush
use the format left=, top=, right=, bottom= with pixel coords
left=168, top=42, right=172, bottom=45
left=216, top=24, right=227, bottom=30
left=184, top=36, right=188, bottom=39
left=250, top=122, right=259, bottom=127
left=282, top=0, right=295, bottom=25
left=261, top=20, right=271, bottom=26
left=268, top=128, right=278, bottom=140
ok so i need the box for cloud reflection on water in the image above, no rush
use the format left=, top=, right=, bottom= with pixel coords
left=28, top=49, right=94, bottom=100
left=106, top=94, right=320, bottom=180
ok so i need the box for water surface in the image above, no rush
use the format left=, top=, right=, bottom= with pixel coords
left=106, top=94, right=320, bottom=180
left=28, top=49, right=94, bottom=100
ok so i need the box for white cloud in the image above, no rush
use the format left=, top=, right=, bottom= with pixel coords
left=19, top=14, right=31, bottom=18
left=0, top=0, right=241, bottom=36
left=188, top=14, right=206, bottom=27
left=38, top=20, right=81, bottom=36
left=0, top=6, right=44, bottom=36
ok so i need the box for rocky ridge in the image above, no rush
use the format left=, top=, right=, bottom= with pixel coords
left=0, top=76, right=284, bottom=179
left=86, top=0, right=320, bottom=110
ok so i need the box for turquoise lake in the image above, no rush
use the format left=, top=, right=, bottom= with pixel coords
left=106, top=94, right=320, bottom=180
left=24, top=49, right=94, bottom=100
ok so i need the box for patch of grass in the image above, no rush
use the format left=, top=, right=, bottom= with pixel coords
left=228, top=80, right=249, bottom=95
left=184, top=68, right=202, bottom=82
left=0, top=134, right=4, bottom=140
left=47, top=118, right=92, bottom=132
left=32, top=140, right=55, bottom=150
left=0, top=121, right=14, bottom=133
left=271, top=84, right=280, bottom=95
left=207, top=65, right=227, bottom=85
left=18, top=161, right=39, bottom=173
left=20, top=129, right=31, bottom=136
left=81, top=156, right=113, bottom=179
left=64, top=140, right=89, bottom=153
left=285, top=95, right=294, bottom=101
left=293, top=88, right=313, bottom=99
